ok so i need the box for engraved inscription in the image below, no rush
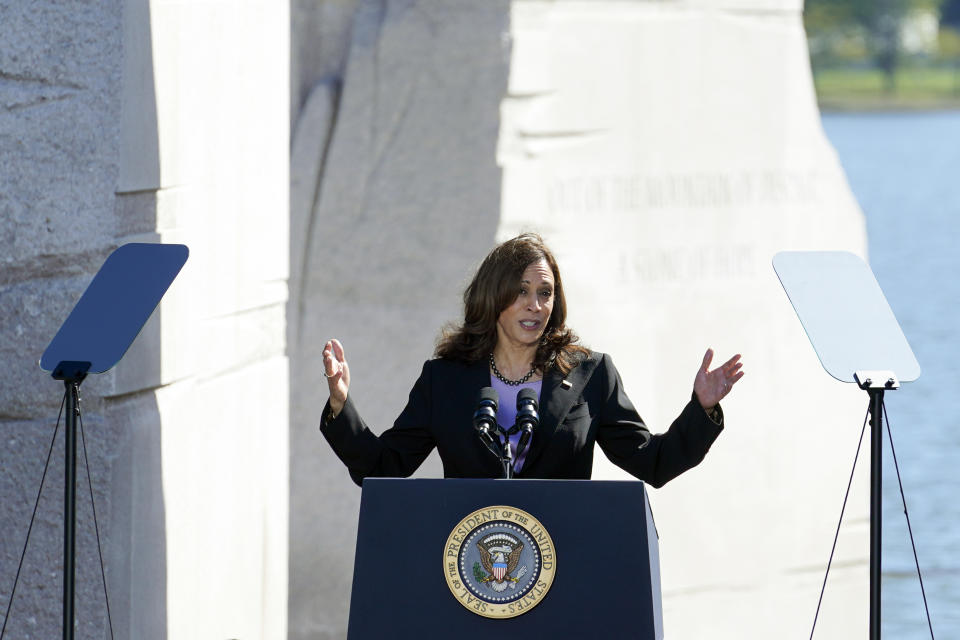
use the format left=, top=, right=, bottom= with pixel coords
left=618, top=245, right=758, bottom=284
left=547, top=170, right=827, bottom=215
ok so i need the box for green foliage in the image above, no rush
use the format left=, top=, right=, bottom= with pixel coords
left=473, top=562, right=488, bottom=582
left=806, top=0, right=939, bottom=78
left=937, top=27, right=960, bottom=97
left=813, top=66, right=960, bottom=107
left=940, top=26, right=960, bottom=57
left=805, top=0, right=960, bottom=100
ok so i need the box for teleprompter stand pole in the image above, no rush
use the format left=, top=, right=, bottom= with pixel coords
left=63, top=383, right=76, bottom=640
left=855, top=370, right=898, bottom=640
left=870, top=388, right=882, bottom=640
left=51, top=361, right=91, bottom=640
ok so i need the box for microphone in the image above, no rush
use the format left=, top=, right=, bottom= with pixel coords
left=514, top=387, right=539, bottom=462
left=473, top=387, right=502, bottom=459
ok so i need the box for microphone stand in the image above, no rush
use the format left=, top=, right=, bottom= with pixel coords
left=473, top=387, right=514, bottom=479
left=510, top=389, right=539, bottom=480
left=498, top=428, right=514, bottom=479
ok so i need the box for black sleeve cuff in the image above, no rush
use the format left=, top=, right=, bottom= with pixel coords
left=320, top=400, right=336, bottom=430
left=691, top=390, right=723, bottom=426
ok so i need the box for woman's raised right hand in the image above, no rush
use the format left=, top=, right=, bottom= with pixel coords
left=323, top=339, right=350, bottom=416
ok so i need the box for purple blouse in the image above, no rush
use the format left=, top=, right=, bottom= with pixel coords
left=490, top=375, right=542, bottom=473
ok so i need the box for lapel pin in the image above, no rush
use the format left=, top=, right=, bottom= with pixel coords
left=560, top=380, right=572, bottom=390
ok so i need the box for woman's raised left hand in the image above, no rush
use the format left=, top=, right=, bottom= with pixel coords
left=693, top=348, right=744, bottom=409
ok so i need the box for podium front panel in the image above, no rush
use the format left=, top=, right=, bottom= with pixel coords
left=347, top=478, right=660, bottom=638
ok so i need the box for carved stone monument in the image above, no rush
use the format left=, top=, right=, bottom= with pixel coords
left=289, top=1, right=868, bottom=638
left=0, top=0, right=870, bottom=637
left=499, top=3, right=868, bottom=637
left=0, top=0, right=289, bottom=637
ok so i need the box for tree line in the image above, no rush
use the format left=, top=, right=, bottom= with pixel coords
left=805, top=0, right=960, bottom=93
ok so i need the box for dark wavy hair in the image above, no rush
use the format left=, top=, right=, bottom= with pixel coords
left=435, top=233, right=588, bottom=375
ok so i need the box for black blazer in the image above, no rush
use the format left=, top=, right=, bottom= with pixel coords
left=320, top=351, right=723, bottom=488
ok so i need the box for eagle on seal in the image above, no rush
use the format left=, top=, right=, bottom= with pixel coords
left=477, top=541, right=524, bottom=592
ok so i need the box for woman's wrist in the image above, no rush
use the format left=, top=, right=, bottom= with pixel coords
left=322, top=396, right=344, bottom=430
left=703, top=404, right=721, bottom=424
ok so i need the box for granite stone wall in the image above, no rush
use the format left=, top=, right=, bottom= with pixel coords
left=1, top=2, right=125, bottom=637
left=1, top=0, right=290, bottom=637
left=0, top=0, right=870, bottom=637
left=288, top=1, right=869, bottom=638
left=498, top=3, right=868, bottom=636
left=288, top=1, right=510, bottom=636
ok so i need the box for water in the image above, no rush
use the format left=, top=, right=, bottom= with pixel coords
left=822, top=111, right=960, bottom=638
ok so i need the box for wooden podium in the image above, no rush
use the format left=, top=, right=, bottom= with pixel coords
left=346, top=478, right=663, bottom=639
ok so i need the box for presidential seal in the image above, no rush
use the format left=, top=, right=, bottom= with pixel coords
left=443, top=506, right=556, bottom=619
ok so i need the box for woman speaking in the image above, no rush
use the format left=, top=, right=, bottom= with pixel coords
left=320, top=233, right=743, bottom=487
